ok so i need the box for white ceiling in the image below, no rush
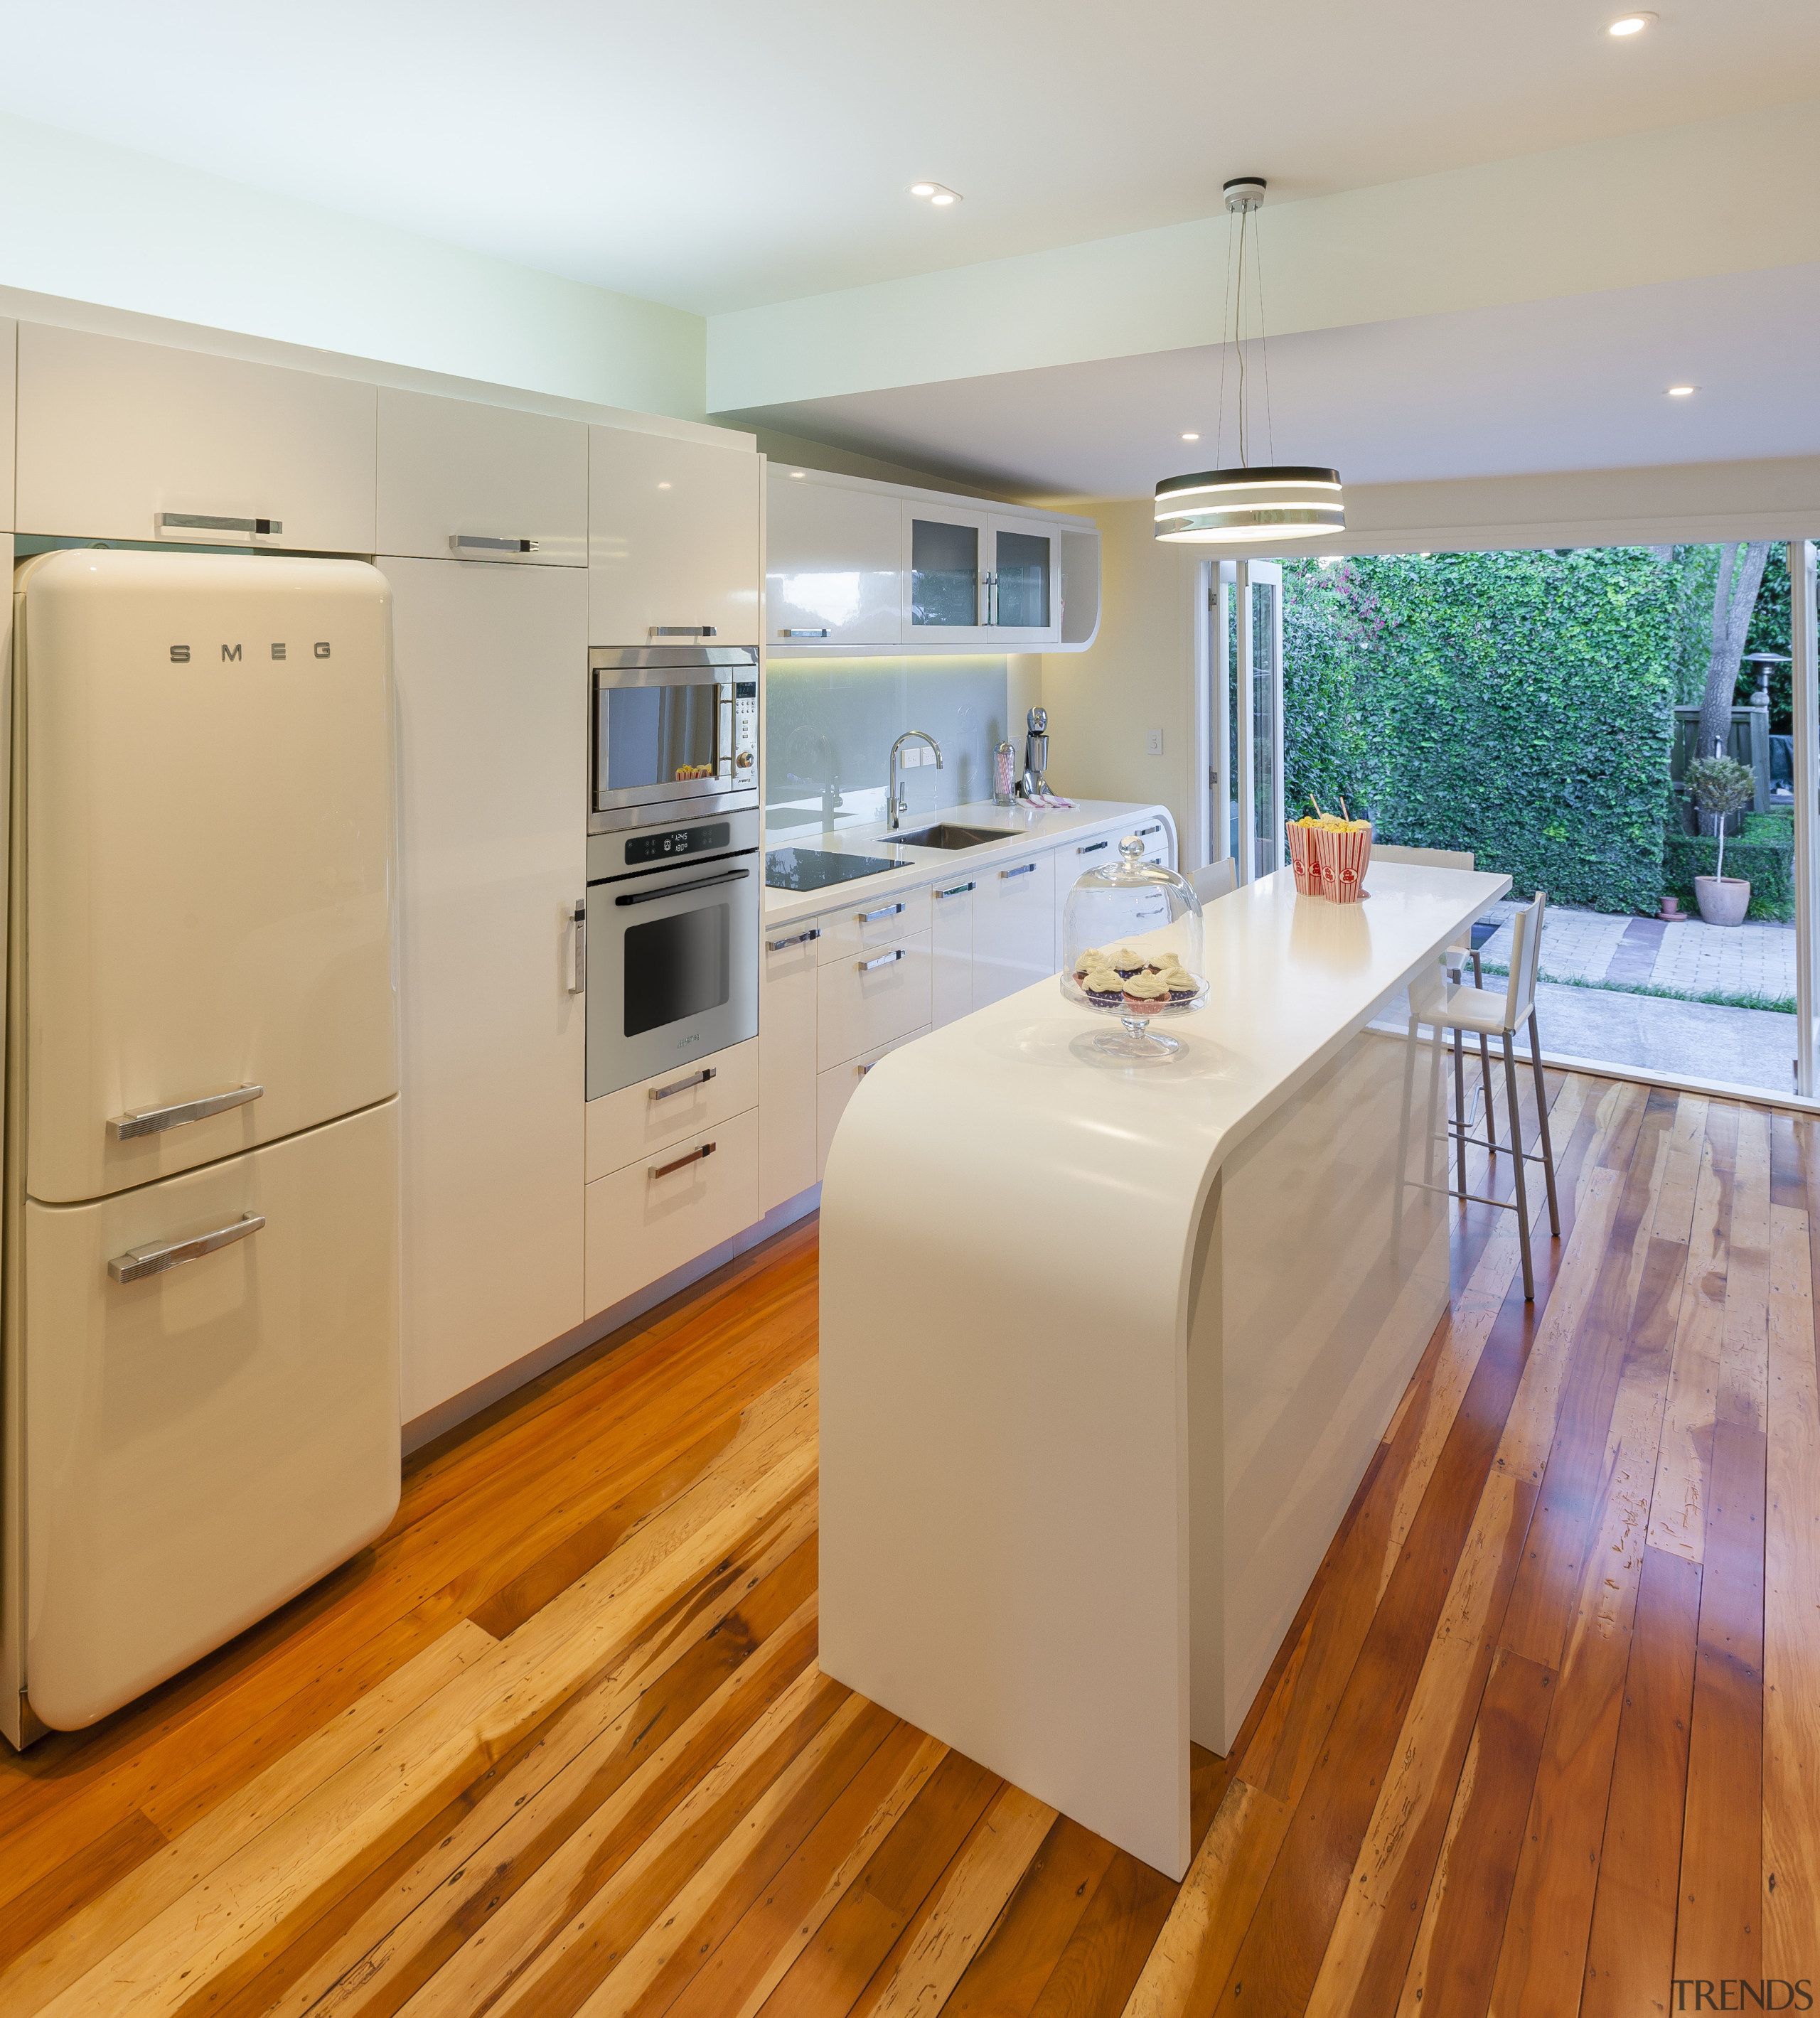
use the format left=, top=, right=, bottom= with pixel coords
left=0, top=0, right=1815, bottom=316
left=727, top=262, right=1820, bottom=500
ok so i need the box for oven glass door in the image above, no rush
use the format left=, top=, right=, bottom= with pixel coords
left=587, top=852, right=760, bottom=1099
left=596, top=675, right=728, bottom=811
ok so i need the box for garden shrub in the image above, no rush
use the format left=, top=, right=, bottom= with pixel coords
left=1283, top=551, right=1674, bottom=914
left=1662, top=831, right=1794, bottom=921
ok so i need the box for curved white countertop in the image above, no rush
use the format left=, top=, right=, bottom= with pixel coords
left=817, top=857, right=1511, bottom=1879
left=761, top=797, right=1172, bottom=931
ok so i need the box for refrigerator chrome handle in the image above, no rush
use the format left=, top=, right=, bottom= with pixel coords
left=108, top=1213, right=265, bottom=1285
left=569, top=898, right=587, bottom=994
left=107, top=1084, right=264, bottom=1141
left=450, top=534, right=539, bottom=554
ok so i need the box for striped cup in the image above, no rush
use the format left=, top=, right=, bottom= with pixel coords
left=1313, top=823, right=1372, bottom=903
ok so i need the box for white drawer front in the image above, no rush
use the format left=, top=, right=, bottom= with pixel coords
left=760, top=927, right=821, bottom=1214
left=817, top=930, right=933, bottom=1070
left=586, top=1037, right=758, bottom=1184
left=817, top=1024, right=933, bottom=1183
left=818, top=884, right=932, bottom=962
left=584, top=1107, right=759, bottom=1317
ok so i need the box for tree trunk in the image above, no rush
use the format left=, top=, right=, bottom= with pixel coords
left=1696, top=540, right=1772, bottom=773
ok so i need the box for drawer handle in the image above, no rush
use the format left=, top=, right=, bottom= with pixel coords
left=615, top=866, right=751, bottom=906
left=859, top=949, right=904, bottom=972
left=767, top=927, right=822, bottom=951
left=1076, top=839, right=1108, bottom=855
left=651, top=626, right=718, bottom=639
left=1138, top=823, right=1162, bottom=837
left=934, top=881, right=974, bottom=898
left=858, top=1060, right=878, bottom=1077
left=651, top=1142, right=716, bottom=1179
left=108, top=1084, right=262, bottom=1142
left=155, top=512, right=283, bottom=537
left=858, top=901, right=905, bottom=924
left=781, top=628, right=829, bottom=639
left=451, top=533, right=539, bottom=554
left=1001, top=862, right=1037, bottom=879
left=109, top=1213, right=264, bottom=1285
left=651, top=1066, right=717, bottom=1102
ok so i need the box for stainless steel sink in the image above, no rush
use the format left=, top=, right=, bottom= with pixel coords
left=890, top=825, right=1013, bottom=851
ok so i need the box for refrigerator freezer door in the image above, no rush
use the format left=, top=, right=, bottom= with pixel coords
left=18, top=549, right=398, bottom=1204
left=22, top=1100, right=400, bottom=1732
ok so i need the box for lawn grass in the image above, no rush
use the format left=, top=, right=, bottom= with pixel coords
left=1479, top=964, right=1796, bottom=1016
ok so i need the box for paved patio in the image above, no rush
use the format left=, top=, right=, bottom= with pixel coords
left=1477, top=899, right=1796, bottom=1005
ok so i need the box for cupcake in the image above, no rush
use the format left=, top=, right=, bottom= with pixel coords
left=1158, top=967, right=1201, bottom=1004
left=1120, top=973, right=1169, bottom=1017
left=1081, top=967, right=1124, bottom=1007
left=1106, top=946, right=1147, bottom=978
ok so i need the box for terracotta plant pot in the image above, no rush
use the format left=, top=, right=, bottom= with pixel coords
left=1693, top=875, right=1750, bottom=927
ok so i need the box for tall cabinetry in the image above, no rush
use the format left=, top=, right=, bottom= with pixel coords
left=384, top=398, right=591, bottom=1422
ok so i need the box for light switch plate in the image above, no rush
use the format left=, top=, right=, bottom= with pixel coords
left=1145, top=729, right=1164, bottom=756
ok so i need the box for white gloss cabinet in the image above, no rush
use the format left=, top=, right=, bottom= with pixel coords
left=759, top=922, right=821, bottom=1213
left=973, top=851, right=1059, bottom=1008
left=766, top=473, right=902, bottom=645
left=389, top=558, right=588, bottom=1420
left=589, top=426, right=761, bottom=647
left=14, top=323, right=377, bottom=552
left=930, top=877, right=976, bottom=1029
left=378, top=390, right=587, bottom=567
left=584, top=1108, right=760, bottom=1316
left=1, top=321, right=15, bottom=530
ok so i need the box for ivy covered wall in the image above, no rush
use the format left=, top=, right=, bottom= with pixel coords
left=1283, top=549, right=1675, bottom=915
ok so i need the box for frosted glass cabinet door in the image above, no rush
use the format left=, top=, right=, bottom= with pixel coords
left=767, top=473, right=902, bottom=645
left=15, top=323, right=377, bottom=552
left=390, top=558, right=588, bottom=1420
left=989, top=517, right=1062, bottom=643
left=378, top=390, right=587, bottom=567
left=902, top=504, right=992, bottom=643
left=589, top=427, right=762, bottom=647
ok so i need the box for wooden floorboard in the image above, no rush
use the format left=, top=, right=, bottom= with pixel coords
left=4, top=1080, right=1813, bottom=2018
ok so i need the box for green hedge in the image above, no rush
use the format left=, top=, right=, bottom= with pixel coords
left=1662, top=832, right=1794, bottom=921
left=1284, top=551, right=1674, bottom=914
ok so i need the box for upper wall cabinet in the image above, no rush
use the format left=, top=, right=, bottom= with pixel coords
left=15, top=324, right=377, bottom=552
left=589, top=426, right=761, bottom=648
left=766, top=471, right=902, bottom=646
left=904, top=505, right=1061, bottom=647
left=378, top=390, right=587, bottom=567
left=1, top=321, right=16, bottom=533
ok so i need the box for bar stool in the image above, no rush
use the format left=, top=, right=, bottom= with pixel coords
left=1398, top=891, right=1561, bottom=1301
left=1191, top=858, right=1238, bottom=905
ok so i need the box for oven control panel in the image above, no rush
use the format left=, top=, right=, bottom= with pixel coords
left=622, top=821, right=733, bottom=867
left=726, top=680, right=758, bottom=779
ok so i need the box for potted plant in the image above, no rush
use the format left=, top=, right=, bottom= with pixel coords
left=1684, top=753, right=1756, bottom=926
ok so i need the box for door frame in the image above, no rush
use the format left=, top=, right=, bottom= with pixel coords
left=1199, top=558, right=1283, bottom=885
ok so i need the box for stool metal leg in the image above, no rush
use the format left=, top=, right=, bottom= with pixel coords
left=1453, top=1024, right=1469, bottom=1200
left=1425, top=1010, right=1445, bottom=1188
left=1472, top=948, right=1497, bottom=1155
left=1396, top=1011, right=1420, bottom=1247
left=1528, top=1008, right=1561, bottom=1237
left=1502, top=1029, right=1535, bottom=1301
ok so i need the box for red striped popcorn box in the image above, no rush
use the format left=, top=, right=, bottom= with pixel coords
left=1285, top=820, right=1320, bottom=896
left=1313, top=822, right=1372, bottom=903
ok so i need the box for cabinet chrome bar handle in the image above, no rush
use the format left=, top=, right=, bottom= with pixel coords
left=156, top=512, right=283, bottom=537
left=651, top=1142, right=716, bottom=1179
left=1001, top=862, right=1037, bottom=879
left=857, top=902, right=904, bottom=924
left=651, top=1066, right=717, bottom=1102
left=109, top=1084, right=263, bottom=1141
left=651, top=625, right=718, bottom=638
left=1076, top=839, right=1108, bottom=855
left=569, top=898, right=587, bottom=994
left=859, top=949, right=904, bottom=972
left=767, top=926, right=822, bottom=951
left=451, top=533, right=539, bottom=554
left=1138, top=822, right=1162, bottom=837
left=781, top=628, right=828, bottom=639
left=934, top=881, right=974, bottom=898
left=615, top=866, right=751, bottom=906
left=109, top=1213, right=264, bottom=1285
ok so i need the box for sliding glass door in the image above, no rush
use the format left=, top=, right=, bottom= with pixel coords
left=1208, top=558, right=1285, bottom=885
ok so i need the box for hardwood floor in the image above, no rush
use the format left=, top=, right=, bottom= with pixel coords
left=1, top=1068, right=1814, bottom=2017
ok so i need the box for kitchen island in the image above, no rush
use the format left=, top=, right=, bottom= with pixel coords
left=818, top=858, right=1511, bottom=1879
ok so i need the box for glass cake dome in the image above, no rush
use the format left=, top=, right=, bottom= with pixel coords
left=1061, top=835, right=1207, bottom=1059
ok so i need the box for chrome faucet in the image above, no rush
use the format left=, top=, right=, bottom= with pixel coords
left=888, top=729, right=944, bottom=832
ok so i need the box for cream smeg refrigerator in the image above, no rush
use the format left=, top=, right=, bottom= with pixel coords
left=1, top=549, right=401, bottom=1745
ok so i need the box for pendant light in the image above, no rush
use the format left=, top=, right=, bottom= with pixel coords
left=1154, top=177, right=1345, bottom=544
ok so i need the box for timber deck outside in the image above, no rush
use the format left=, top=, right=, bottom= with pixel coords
left=0, top=1067, right=1814, bottom=2018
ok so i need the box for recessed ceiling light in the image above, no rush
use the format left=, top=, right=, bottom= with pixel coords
left=911, top=181, right=963, bottom=206
left=930, top=190, right=957, bottom=207
left=1608, top=11, right=1655, bottom=33
left=789, top=468, right=806, bottom=478
left=1667, top=385, right=1697, bottom=396
left=909, top=183, right=935, bottom=198
left=1181, top=432, right=1201, bottom=441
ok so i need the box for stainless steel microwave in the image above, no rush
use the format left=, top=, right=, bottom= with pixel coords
left=590, top=644, right=758, bottom=834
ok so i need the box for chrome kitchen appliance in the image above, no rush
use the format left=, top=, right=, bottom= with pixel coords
left=589, top=643, right=758, bottom=837
left=1021, top=706, right=1050, bottom=798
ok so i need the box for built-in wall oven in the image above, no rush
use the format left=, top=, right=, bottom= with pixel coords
left=584, top=645, right=761, bottom=1100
